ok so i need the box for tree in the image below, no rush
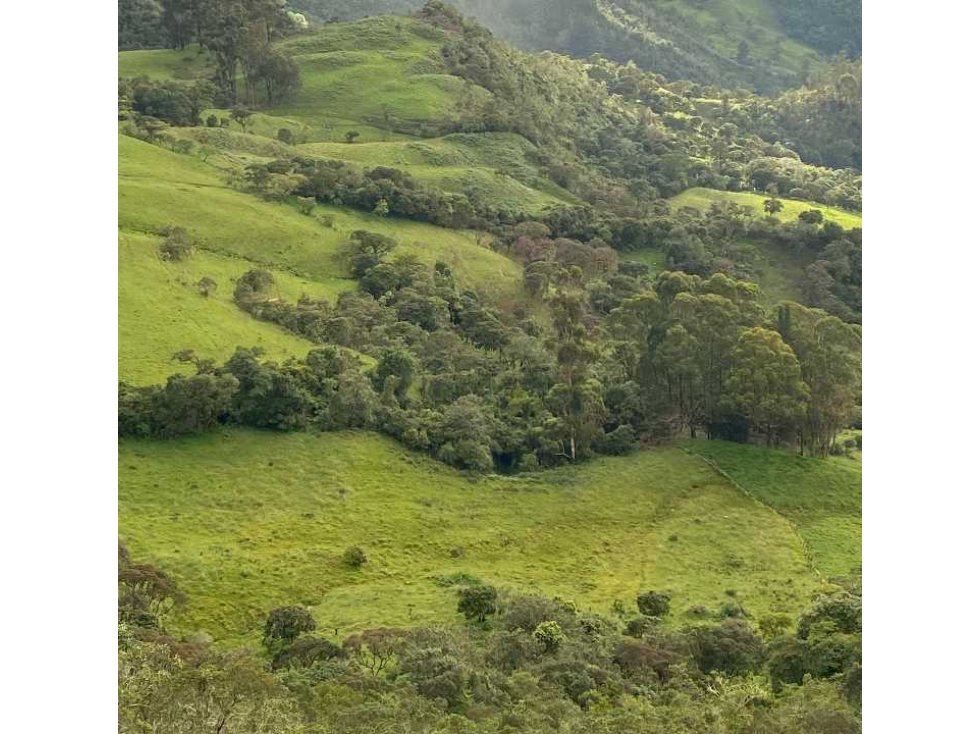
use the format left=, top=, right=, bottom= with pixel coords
left=373, top=348, right=416, bottom=400
left=262, top=606, right=317, bottom=651
left=372, top=198, right=390, bottom=217
left=724, top=327, right=810, bottom=445
left=341, top=230, right=398, bottom=278
left=345, top=130, right=361, bottom=143
left=764, top=197, right=784, bottom=216
left=162, top=0, right=194, bottom=48
left=230, top=105, right=252, bottom=130
left=197, top=276, right=218, bottom=297
left=533, top=620, right=566, bottom=652
left=636, top=590, right=671, bottom=618
left=249, top=48, right=302, bottom=106
left=458, top=585, right=498, bottom=622
left=234, top=269, right=275, bottom=303
left=159, top=226, right=192, bottom=261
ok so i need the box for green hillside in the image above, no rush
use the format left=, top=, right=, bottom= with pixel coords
left=120, top=430, right=831, bottom=645
left=687, top=439, right=861, bottom=579
left=293, top=0, right=851, bottom=92
left=117, top=4, right=862, bottom=730
left=118, top=232, right=352, bottom=385
left=118, top=135, right=522, bottom=291
left=671, top=187, right=863, bottom=229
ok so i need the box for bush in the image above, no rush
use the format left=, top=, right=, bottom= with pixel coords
left=197, top=277, right=217, bottom=297
left=533, top=620, right=565, bottom=652
left=596, top=425, right=639, bottom=455
left=277, top=127, right=294, bottom=145
left=158, top=226, right=192, bottom=261
left=297, top=196, right=316, bottom=215
left=624, top=615, right=657, bottom=639
left=263, top=606, right=317, bottom=650
left=343, top=546, right=368, bottom=569
left=636, top=590, right=671, bottom=618
left=457, top=584, right=498, bottom=622
left=271, top=637, right=343, bottom=670
left=686, top=619, right=766, bottom=675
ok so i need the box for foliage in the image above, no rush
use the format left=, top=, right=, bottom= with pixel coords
left=263, top=605, right=317, bottom=651
left=457, top=585, right=498, bottom=622
left=343, top=546, right=369, bottom=568
left=636, top=590, right=671, bottom=618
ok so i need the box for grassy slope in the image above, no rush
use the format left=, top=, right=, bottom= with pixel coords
left=270, top=17, right=469, bottom=130
left=119, top=431, right=828, bottom=645
left=298, top=133, right=579, bottom=215
left=117, top=47, right=212, bottom=80
left=670, top=187, right=863, bottom=229
left=119, top=232, right=349, bottom=385
left=686, top=439, right=861, bottom=579
left=119, top=135, right=522, bottom=294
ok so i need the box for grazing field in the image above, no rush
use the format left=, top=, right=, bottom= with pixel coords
left=119, top=135, right=522, bottom=296
left=671, top=187, right=863, bottom=229
left=118, top=232, right=351, bottom=385
left=118, top=47, right=212, bottom=80
left=297, top=132, right=578, bottom=215
left=271, top=17, right=473, bottom=130
left=118, top=430, right=834, bottom=646
left=686, top=439, right=862, bottom=579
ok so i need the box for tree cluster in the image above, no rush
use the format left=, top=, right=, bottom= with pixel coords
left=120, top=555, right=862, bottom=734
left=120, top=218, right=859, bottom=465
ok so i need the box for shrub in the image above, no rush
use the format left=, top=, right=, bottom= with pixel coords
left=343, top=546, right=368, bottom=568
left=277, top=127, right=294, bottom=145
left=596, top=424, right=639, bottom=455
left=457, top=584, right=498, bottom=622
left=636, top=590, right=671, bottom=618
left=197, top=277, right=217, bottom=297
left=297, top=196, right=316, bottom=215
left=206, top=114, right=219, bottom=128
left=158, top=226, right=191, bottom=262
left=533, top=620, right=565, bottom=652
left=263, top=606, right=317, bottom=650
left=686, top=619, right=766, bottom=675
left=271, top=637, right=342, bottom=670
left=624, top=615, right=657, bottom=639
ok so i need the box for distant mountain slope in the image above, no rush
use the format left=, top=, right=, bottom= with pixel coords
left=293, top=0, right=859, bottom=92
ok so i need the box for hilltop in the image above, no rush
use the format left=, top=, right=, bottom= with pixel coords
left=291, top=0, right=861, bottom=92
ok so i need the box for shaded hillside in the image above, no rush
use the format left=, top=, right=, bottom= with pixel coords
left=293, top=0, right=859, bottom=92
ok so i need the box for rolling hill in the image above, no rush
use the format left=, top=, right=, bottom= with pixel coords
left=292, top=0, right=860, bottom=92
left=119, top=429, right=846, bottom=645
left=117, top=6, right=861, bottom=651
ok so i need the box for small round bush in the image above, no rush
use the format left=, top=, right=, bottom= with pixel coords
left=343, top=546, right=368, bottom=569
left=636, top=590, right=671, bottom=618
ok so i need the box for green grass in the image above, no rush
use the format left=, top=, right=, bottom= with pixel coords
left=297, top=132, right=578, bottom=215
left=671, top=187, right=863, bottom=229
left=270, top=18, right=472, bottom=130
left=118, top=231, right=351, bottom=385
left=119, top=135, right=522, bottom=296
left=685, top=440, right=861, bottom=579
left=119, top=430, right=832, bottom=646
left=118, top=47, right=212, bottom=80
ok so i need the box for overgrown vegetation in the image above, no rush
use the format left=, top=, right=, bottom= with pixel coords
left=120, top=540, right=861, bottom=732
